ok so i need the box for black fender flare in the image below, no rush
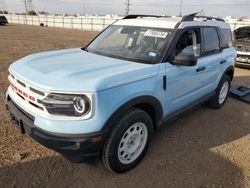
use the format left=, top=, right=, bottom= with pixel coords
left=101, top=95, right=163, bottom=133
left=214, top=65, right=234, bottom=92
left=222, top=65, right=234, bottom=81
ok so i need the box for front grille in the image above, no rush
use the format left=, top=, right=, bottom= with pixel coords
left=17, top=79, right=26, bottom=87
left=29, top=101, right=44, bottom=111
left=8, top=73, right=45, bottom=111
left=17, top=93, right=25, bottom=100
left=8, top=96, right=35, bottom=122
left=237, top=54, right=250, bottom=59
left=30, top=87, right=45, bottom=96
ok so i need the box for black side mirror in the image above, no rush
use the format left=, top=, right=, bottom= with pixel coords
left=173, top=52, right=197, bottom=66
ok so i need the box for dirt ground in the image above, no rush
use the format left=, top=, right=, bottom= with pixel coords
left=0, top=24, right=250, bottom=188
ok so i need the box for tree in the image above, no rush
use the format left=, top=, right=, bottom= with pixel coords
left=27, top=10, right=37, bottom=16
left=38, top=11, right=48, bottom=15
left=0, top=10, right=8, bottom=14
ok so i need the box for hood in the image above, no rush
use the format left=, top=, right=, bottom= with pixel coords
left=9, top=48, right=159, bottom=92
left=234, top=26, right=250, bottom=41
left=234, top=27, right=250, bottom=52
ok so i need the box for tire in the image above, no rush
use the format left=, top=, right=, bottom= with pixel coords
left=208, top=74, right=231, bottom=109
left=102, top=108, right=153, bottom=173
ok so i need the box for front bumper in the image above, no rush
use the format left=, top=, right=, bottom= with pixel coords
left=236, top=52, right=250, bottom=68
left=5, top=95, right=106, bottom=163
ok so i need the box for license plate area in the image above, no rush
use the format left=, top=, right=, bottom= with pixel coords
left=10, top=114, right=25, bottom=134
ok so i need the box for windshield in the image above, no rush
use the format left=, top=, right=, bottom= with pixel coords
left=86, top=25, right=173, bottom=64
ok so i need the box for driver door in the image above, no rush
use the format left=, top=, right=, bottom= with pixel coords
left=165, top=28, right=208, bottom=115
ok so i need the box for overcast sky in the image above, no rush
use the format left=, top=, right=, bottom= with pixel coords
left=3, top=0, right=250, bottom=18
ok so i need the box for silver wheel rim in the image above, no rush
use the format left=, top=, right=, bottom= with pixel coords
left=219, top=81, right=229, bottom=104
left=118, top=122, right=148, bottom=164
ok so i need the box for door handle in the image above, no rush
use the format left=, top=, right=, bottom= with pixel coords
left=220, top=59, right=227, bottom=64
left=196, top=66, right=206, bottom=72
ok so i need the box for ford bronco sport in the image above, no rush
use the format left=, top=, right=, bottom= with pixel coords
left=5, top=13, right=236, bottom=173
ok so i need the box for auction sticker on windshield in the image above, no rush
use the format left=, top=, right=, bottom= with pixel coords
left=144, top=30, right=169, bottom=38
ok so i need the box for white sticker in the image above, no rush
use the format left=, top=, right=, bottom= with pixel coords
left=144, top=30, right=168, bottom=38
left=148, top=51, right=158, bottom=57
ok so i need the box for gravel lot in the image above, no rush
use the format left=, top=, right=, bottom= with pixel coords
left=0, top=24, right=250, bottom=188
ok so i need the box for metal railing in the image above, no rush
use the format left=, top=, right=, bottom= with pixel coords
left=2, top=14, right=120, bottom=31
left=1, top=14, right=250, bottom=31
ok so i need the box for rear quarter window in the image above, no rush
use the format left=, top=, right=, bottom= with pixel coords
left=203, top=27, right=220, bottom=55
left=220, top=29, right=233, bottom=49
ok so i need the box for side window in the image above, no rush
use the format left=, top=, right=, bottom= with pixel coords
left=203, top=28, right=220, bottom=55
left=175, top=29, right=201, bottom=57
left=220, top=29, right=233, bottom=49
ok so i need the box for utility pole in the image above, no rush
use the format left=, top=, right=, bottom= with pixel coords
left=0, top=0, right=8, bottom=12
left=83, top=4, right=86, bottom=16
left=23, top=0, right=35, bottom=14
left=179, top=0, right=182, bottom=17
left=24, top=0, right=28, bottom=14
left=27, top=0, right=34, bottom=11
left=125, top=0, right=131, bottom=16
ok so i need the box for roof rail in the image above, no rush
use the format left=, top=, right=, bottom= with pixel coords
left=123, top=13, right=225, bottom=22
left=181, top=12, right=200, bottom=21
left=181, top=12, right=225, bottom=22
left=195, top=15, right=225, bottom=22
left=123, top=14, right=167, bottom=19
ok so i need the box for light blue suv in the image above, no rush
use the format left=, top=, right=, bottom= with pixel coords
left=5, top=13, right=236, bottom=173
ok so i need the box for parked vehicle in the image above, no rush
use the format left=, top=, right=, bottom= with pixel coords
left=0, top=16, right=8, bottom=25
left=5, top=13, right=236, bottom=173
left=234, top=26, right=250, bottom=68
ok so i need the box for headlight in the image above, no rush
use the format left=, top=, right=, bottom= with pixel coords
left=38, top=93, right=91, bottom=117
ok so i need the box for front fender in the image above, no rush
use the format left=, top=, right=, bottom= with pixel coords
left=96, top=75, right=165, bottom=133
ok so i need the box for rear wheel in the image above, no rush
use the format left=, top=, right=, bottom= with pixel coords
left=102, top=108, right=153, bottom=173
left=208, top=74, right=231, bottom=109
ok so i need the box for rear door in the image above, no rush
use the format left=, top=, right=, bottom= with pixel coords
left=198, top=27, right=224, bottom=92
left=219, top=28, right=236, bottom=74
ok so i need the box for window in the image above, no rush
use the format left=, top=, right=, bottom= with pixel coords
left=97, top=28, right=127, bottom=49
left=220, top=29, right=233, bottom=49
left=175, top=29, right=201, bottom=57
left=203, top=28, right=220, bottom=55
left=87, top=25, right=173, bottom=64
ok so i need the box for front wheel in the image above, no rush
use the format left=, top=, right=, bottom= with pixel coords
left=102, top=108, right=153, bottom=173
left=208, top=74, right=231, bottom=109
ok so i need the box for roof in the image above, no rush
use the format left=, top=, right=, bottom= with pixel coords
left=113, top=16, right=231, bottom=30
left=114, top=17, right=181, bottom=29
